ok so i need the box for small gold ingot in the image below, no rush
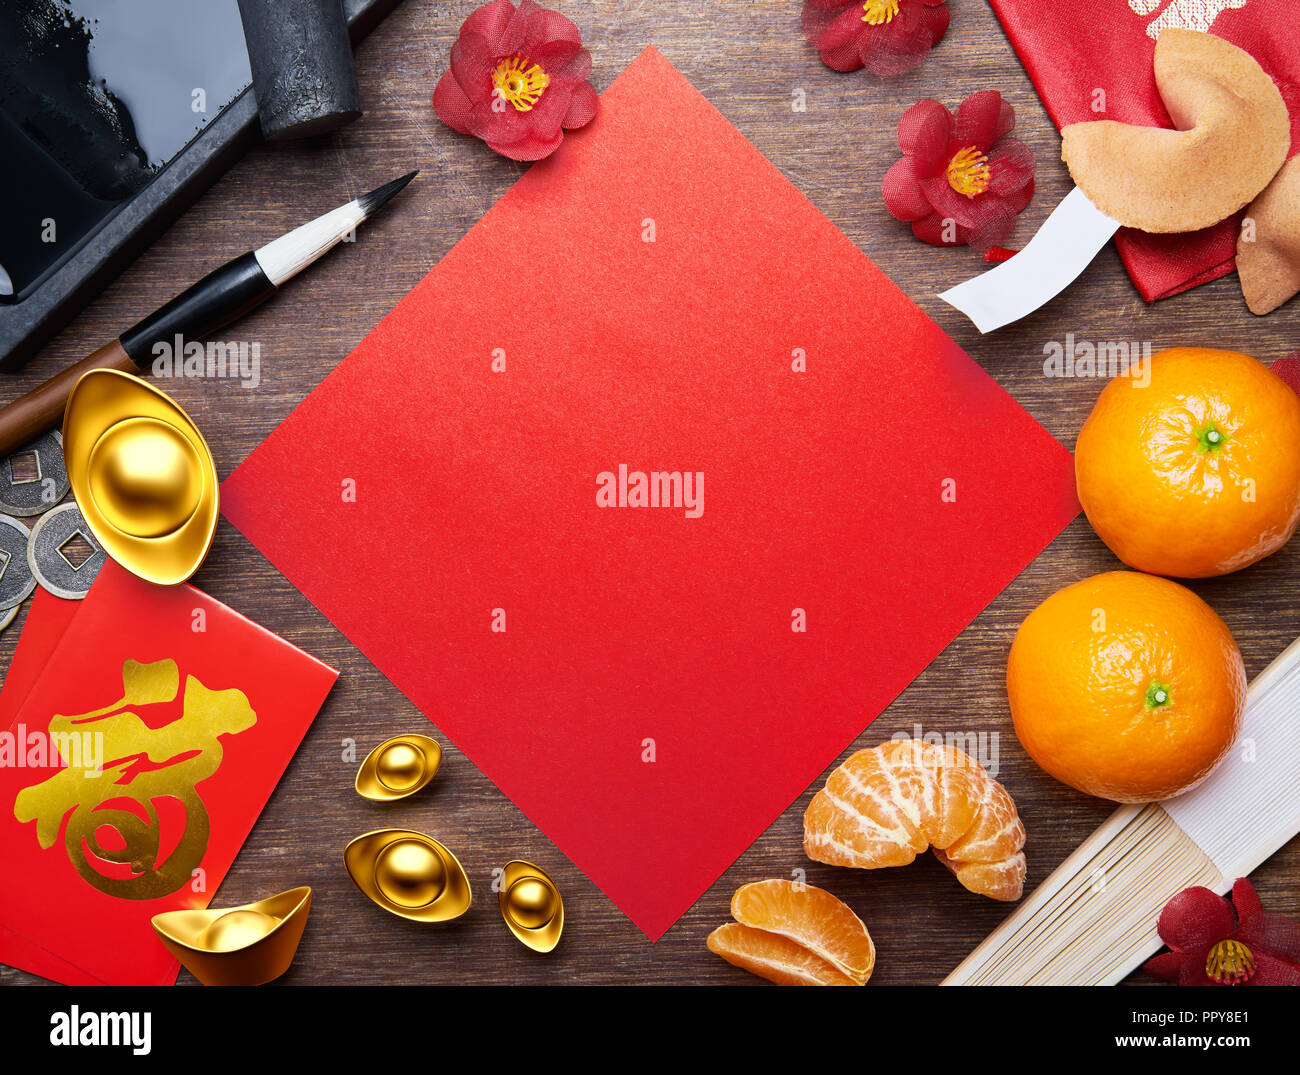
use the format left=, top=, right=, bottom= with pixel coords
left=354, top=734, right=442, bottom=801
left=63, top=369, right=218, bottom=585
left=498, top=860, right=564, bottom=953
left=344, top=829, right=471, bottom=923
left=150, top=886, right=311, bottom=986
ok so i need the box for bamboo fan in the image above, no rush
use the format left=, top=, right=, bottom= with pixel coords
left=945, top=634, right=1300, bottom=986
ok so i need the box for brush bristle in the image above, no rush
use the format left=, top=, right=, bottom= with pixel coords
left=357, top=171, right=418, bottom=218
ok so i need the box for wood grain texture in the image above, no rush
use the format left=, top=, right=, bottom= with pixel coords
left=2, top=0, right=1297, bottom=987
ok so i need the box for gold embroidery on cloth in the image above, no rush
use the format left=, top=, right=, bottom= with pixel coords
left=1127, top=0, right=1248, bottom=40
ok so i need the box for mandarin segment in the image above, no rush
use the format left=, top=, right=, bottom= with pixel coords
left=706, top=923, right=860, bottom=987
left=803, top=738, right=1026, bottom=901
left=729, top=880, right=874, bottom=984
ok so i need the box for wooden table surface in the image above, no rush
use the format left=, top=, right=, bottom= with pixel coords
left=3, top=0, right=1298, bottom=987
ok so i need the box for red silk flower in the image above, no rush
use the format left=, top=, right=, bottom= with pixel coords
left=1144, top=878, right=1300, bottom=986
left=882, top=91, right=1034, bottom=250
left=433, top=0, right=598, bottom=162
left=802, top=0, right=949, bottom=77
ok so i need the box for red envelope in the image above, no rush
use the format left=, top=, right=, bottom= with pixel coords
left=0, top=589, right=99, bottom=985
left=990, top=0, right=1300, bottom=301
left=222, top=47, right=1079, bottom=939
left=0, top=561, right=337, bottom=985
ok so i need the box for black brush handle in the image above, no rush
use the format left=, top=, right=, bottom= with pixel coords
left=119, top=252, right=275, bottom=366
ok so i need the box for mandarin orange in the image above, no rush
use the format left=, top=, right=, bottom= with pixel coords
left=1007, top=571, right=1245, bottom=803
left=1075, top=347, right=1300, bottom=577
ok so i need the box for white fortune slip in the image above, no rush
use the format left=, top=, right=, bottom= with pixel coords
left=945, top=634, right=1300, bottom=986
left=937, top=187, right=1120, bottom=333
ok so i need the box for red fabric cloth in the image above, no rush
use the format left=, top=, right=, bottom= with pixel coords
left=989, top=0, right=1300, bottom=301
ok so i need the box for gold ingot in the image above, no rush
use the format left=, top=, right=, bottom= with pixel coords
left=344, top=829, right=472, bottom=923
left=354, top=734, right=442, bottom=802
left=498, top=860, right=563, bottom=953
left=63, top=369, right=218, bottom=585
left=150, top=886, right=312, bottom=986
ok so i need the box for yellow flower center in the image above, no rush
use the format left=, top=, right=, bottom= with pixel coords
left=1204, top=939, right=1255, bottom=985
left=492, top=54, right=549, bottom=112
left=946, top=146, right=992, bottom=198
left=861, top=0, right=900, bottom=25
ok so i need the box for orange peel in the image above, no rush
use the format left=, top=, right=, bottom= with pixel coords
left=1238, top=155, right=1300, bottom=315
left=1061, top=28, right=1289, bottom=234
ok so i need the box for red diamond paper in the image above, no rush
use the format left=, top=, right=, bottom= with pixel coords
left=221, top=48, right=1079, bottom=939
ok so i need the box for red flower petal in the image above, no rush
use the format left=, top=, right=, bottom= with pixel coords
left=897, top=99, right=953, bottom=176
left=459, top=0, right=518, bottom=52
left=954, top=91, right=1014, bottom=154
left=495, top=0, right=533, bottom=56
left=920, top=2, right=951, bottom=36
left=803, top=3, right=870, bottom=73
left=1237, top=911, right=1300, bottom=964
left=1157, top=887, right=1235, bottom=954
left=1177, top=948, right=1216, bottom=986
left=432, top=69, right=476, bottom=134
left=547, top=42, right=592, bottom=82
left=1250, top=951, right=1300, bottom=986
left=882, top=157, right=932, bottom=221
left=562, top=80, right=599, bottom=129
left=487, top=125, right=564, bottom=162
left=960, top=197, right=1020, bottom=252
left=911, top=210, right=964, bottom=246
left=802, top=0, right=860, bottom=45
left=521, top=0, right=582, bottom=54
left=1143, top=951, right=1188, bottom=981
left=987, top=138, right=1035, bottom=198
left=449, top=32, right=498, bottom=107
left=525, top=37, right=583, bottom=73
left=859, top=3, right=947, bottom=78
left=1004, top=177, right=1034, bottom=215
left=1272, top=354, right=1300, bottom=397
left=474, top=96, right=558, bottom=148
left=918, top=174, right=984, bottom=230
left=1231, top=878, right=1263, bottom=921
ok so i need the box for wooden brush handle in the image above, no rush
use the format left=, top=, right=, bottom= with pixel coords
left=0, top=340, right=140, bottom=458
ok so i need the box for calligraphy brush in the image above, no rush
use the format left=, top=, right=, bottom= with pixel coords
left=0, top=170, right=418, bottom=457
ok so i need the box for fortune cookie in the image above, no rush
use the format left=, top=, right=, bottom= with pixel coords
left=1238, top=155, right=1300, bottom=315
left=1061, top=29, right=1289, bottom=234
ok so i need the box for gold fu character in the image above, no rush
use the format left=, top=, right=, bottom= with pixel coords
left=14, top=658, right=257, bottom=900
